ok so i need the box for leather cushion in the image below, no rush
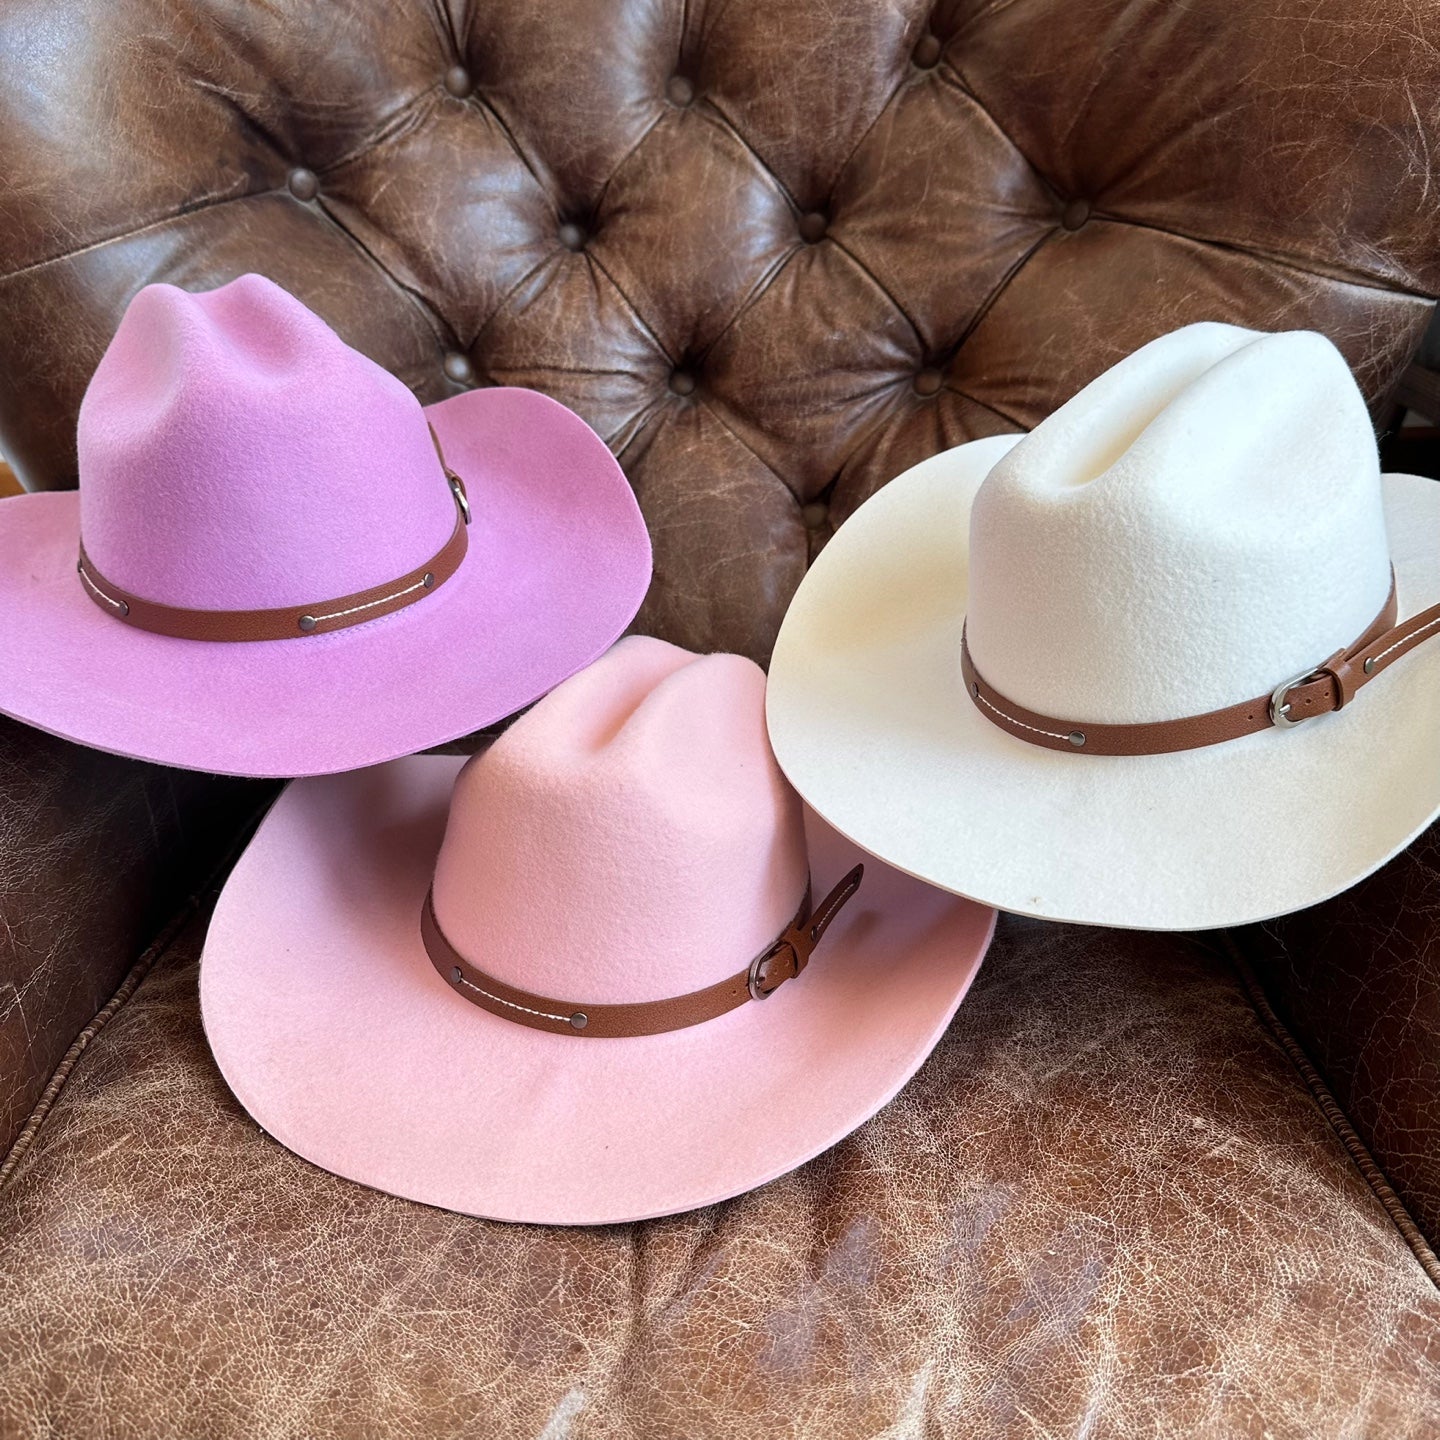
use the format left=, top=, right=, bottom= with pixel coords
left=2, top=907, right=1437, bottom=1438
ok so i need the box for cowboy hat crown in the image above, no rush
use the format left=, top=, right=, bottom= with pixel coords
left=77, top=273, right=457, bottom=613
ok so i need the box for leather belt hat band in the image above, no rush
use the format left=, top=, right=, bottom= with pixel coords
left=75, top=424, right=472, bottom=642
left=422, top=864, right=865, bottom=1038
left=963, top=571, right=1440, bottom=756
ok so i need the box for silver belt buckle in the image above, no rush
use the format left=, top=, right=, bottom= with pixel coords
left=1268, top=668, right=1323, bottom=729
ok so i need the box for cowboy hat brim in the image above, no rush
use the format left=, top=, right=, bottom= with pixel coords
left=198, top=754, right=994, bottom=1225
left=766, top=435, right=1440, bottom=930
left=0, top=388, right=651, bottom=778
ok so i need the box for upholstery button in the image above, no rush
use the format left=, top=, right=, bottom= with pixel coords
left=287, top=168, right=319, bottom=201
left=913, top=368, right=944, bottom=397
left=666, top=75, right=695, bottom=107
left=444, top=65, right=474, bottom=98
left=913, top=33, right=942, bottom=68
left=802, top=502, right=829, bottom=529
left=669, top=370, right=696, bottom=397
left=1061, top=199, right=1091, bottom=230
left=799, top=211, right=828, bottom=244
left=444, top=352, right=475, bottom=384
left=558, top=222, right=586, bottom=252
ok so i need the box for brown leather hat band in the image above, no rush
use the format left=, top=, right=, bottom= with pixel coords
left=75, top=424, right=472, bottom=643
left=962, top=573, right=1440, bottom=756
left=422, top=864, right=864, bottom=1039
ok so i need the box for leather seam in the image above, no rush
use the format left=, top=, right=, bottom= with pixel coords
left=0, top=793, right=277, bottom=1192
left=1221, top=932, right=1440, bottom=1291
left=948, top=224, right=1060, bottom=363
left=699, top=96, right=805, bottom=218
left=0, top=191, right=275, bottom=286
left=306, top=197, right=461, bottom=358
left=687, top=236, right=809, bottom=376
left=683, top=395, right=800, bottom=500
left=0, top=80, right=455, bottom=285
left=310, top=86, right=440, bottom=179
left=591, top=106, right=800, bottom=368
left=938, top=66, right=1066, bottom=205
left=822, top=230, right=930, bottom=351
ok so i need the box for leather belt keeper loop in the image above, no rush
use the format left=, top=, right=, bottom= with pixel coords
left=962, top=571, right=1440, bottom=756
left=75, top=423, right=472, bottom=643
left=422, top=864, right=865, bottom=1039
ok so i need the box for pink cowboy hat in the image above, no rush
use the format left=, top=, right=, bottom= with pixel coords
left=199, top=637, right=996, bottom=1224
left=0, top=274, right=651, bottom=777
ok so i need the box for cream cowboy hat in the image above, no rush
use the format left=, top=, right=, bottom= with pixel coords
left=766, top=323, right=1440, bottom=930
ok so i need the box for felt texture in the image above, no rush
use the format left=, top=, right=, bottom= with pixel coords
left=79, top=276, right=456, bottom=607
left=198, top=642, right=995, bottom=1224
left=968, top=325, right=1392, bottom=721
left=432, top=641, right=809, bottom=1002
left=0, top=281, right=652, bottom=778
left=767, top=397, right=1440, bottom=932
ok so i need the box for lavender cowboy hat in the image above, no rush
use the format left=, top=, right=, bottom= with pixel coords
left=0, top=274, right=652, bottom=777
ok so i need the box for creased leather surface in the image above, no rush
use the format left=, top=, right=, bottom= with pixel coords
left=2, top=910, right=1438, bottom=1440
left=1, top=0, right=1438, bottom=661
left=0, top=717, right=270, bottom=1158
left=3, top=2, right=1440, bottom=1432
left=1240, top=819, right=1440, bottom=1248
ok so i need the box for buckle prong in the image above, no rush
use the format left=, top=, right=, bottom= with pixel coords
left=748, top=939, right=798, bottom=1001
left=1268, top=669, right=1323, bottom=729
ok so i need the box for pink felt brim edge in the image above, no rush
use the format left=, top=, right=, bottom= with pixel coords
left=198, top=754, right=996, bottom=1225
left=0, top=389, right=652, bottom=778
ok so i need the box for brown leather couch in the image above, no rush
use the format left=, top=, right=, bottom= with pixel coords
left=2, top=2, right=1439, bottom=1435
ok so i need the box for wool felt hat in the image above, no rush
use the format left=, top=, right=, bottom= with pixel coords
left=766, top=323, right=1440, bottom=931
left=0, top=274, right=651, bottom=777
left=199, top=636, right=995, bottom=1224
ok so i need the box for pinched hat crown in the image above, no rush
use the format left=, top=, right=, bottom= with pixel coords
left=966, top=324, right=1392, bottom=725
left=77, top=274, right=458, bottom=612
left=430, top=637, right=812, bottom=1010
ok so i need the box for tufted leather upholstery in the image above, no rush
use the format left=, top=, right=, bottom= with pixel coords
left=4, top=0, right=1440, bottom=1435
left=2, top=0, right=1439, bottom=660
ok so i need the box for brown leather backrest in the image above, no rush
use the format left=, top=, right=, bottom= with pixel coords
left=0, top=0, right=1437, bottom=663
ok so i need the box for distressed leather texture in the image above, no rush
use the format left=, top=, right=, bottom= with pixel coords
left=3, top=909, right=1440, bottom=1439
left=3, top=0, right=1440, bottom=1435
left=0, top=716, right=268, bottom=1160
left=2, top=0, right=1440, bottom=661
left=1245, top=825, right=1440, bottom=1245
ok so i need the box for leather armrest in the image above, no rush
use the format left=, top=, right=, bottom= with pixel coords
left=1393, top=362, right=1440, bottom=426
left=1236, top=818, right=1440, bottom=1244
left=0, top=716, right=272, bottom=1158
